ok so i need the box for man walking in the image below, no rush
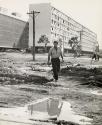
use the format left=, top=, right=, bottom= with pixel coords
left=47, top=40, right=64, bottom=82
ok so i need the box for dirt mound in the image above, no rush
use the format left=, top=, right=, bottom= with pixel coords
left=61, top=66, right=102, bottom=87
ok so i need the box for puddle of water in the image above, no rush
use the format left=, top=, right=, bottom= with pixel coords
left=0, top=97, right=92, bottom=125
left=58, top=101, right=92, bottom=125
left=91, top=90, right=102, bottom=96
left=84, top=65, right=102, bottom=69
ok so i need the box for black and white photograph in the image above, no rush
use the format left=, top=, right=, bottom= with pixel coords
left=0, top=0, right=102, bottom=125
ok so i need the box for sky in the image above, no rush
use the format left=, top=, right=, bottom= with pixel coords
left=0, top=0, right=102, bottom=49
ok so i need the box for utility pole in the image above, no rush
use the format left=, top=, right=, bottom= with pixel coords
left=27, top=11, right=40, bottom=61
left=80, top=30, right=83, bottom=42
left=77, top=30, right=83, bottom=42
left=77, top=30, right=83, bottom=49
left=62, top=31, right=65, bottom=56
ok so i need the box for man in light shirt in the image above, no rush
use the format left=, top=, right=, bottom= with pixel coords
left=48, top=41, right=64, bottom=82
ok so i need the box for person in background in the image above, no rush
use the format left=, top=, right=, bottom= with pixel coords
left=92, top=52, right=97, bottom=60
left=91, top=45, right=100, bottom=62
left=47, top=40, right=64, bottom=82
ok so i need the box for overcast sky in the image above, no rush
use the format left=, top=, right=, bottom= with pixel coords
left=0, top=0, right=102, bottom=49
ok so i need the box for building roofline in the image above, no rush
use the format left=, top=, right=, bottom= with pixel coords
left=0, top=12, right=27, bottom=23
left=51, top=5, right=97, bottom=36
left=29, top=3, right=97, bottom=36
left=29, top=2, right=51, bottom=6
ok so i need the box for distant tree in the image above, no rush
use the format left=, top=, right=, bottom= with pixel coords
left=68, top=37, right=81, bottom=57
left=58, top=38, right=63, bottom=48
left=38, top=35, right=50, bottom=52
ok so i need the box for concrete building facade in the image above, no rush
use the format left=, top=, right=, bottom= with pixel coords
left=0, top=9, right=29, bottom=49
left=29, top=3, right=98, bottom=53
left=0, top=4, right=98, bottom=53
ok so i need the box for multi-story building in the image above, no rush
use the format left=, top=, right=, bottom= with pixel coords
left=0, top=7, right=29, bottom=49
left=29, top=3, right=98, bottom=53
left=0, top=4, right=98, bottom=53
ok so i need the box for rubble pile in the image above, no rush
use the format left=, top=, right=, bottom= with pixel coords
left=0, top=56, right=50, bottom=85
left=61, top=66, right=102, bottom=87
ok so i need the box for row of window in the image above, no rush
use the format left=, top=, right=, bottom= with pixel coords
left=82, top=45, right=93, bottom=49
left=82, top=31, right=97, bottom=40
left=51, top=27, right=78, bottom=39
left=51, top=26, right=97, bottom=46
left=51, top=32, right=97, bottom=50
left=51, top=7, right=82, bottom=28
left=50, top=35, right=95, bottom=51
left=81, top=40, right=94, bottom=46
left=82, top=44, right=94, bottom=49
left=82, top=37, right=96, bottom=45
left=51, top=11, right=82, bottom=29
left=51, top=32, right=70, bottom=41
left=51, top=26, right=69, bottom=34
left=51, top=19, right=96, bottom=40
left=81, top=47, right=93, bottom=52
left=82, top=32, right=97, bottom=41
left=51, top=8, right=97, bottom=39
left=51, top=17, right=82, bottom=32
left=51, top=7, right=69, bottom=20
left=83, top=27, right=96, bottom=38
left=51, top=20, right=96, bottom=40
left=51, top=20, right=81, bottom=35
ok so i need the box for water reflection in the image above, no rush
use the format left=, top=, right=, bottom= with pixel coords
left=91, top=90, right=102, bottom=95
left=27, top=97, right=92, bottom=124
left=27, top=98, right=62, bottom=120
left=47, top=98, right=63, bottom=118
left=0, top=97, right=92, bottom=125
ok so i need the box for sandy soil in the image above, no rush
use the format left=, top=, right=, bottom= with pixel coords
left=0, top=52, right=102, bottom=125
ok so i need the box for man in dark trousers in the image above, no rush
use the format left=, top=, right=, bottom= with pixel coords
left=48, top=40, right=64, bottom=82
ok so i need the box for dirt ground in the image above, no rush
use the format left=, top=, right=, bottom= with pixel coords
left=0, top=52, right=102, bottom=125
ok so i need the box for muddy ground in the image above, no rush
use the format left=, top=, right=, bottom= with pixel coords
left=0, top=52, right=102, bottom=125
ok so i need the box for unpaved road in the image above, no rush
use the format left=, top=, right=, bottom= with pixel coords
left=0, top=52, right=102, bottom=125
